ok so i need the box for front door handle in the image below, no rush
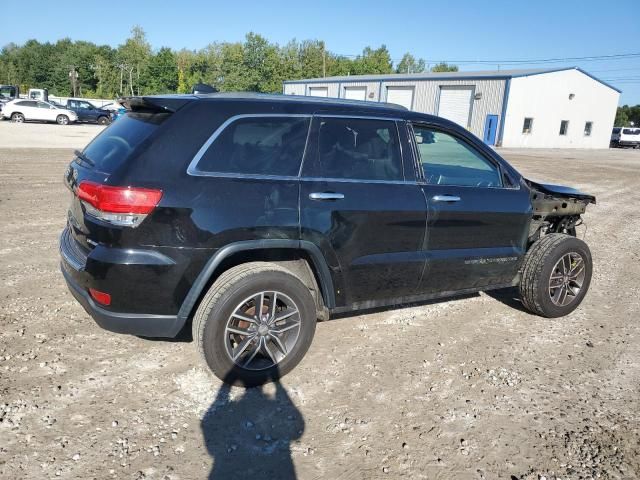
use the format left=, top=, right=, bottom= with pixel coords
left=432, top=194, right=461, bottom=203
left=309, top=192, right=345, bottom=201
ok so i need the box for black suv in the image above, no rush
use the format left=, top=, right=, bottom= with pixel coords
left=60, top=93, right=595, bottom=385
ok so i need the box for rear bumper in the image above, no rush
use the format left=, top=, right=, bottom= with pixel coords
left=61, top=264, right=184, bottom=337
left=59, top=227, right=187, bottom=337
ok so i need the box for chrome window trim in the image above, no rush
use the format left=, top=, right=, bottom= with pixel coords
left=300, top=176, right=416, bottom=185
left=187, top=113, right=312, bottom=177
left=187, top=112, right=411, bottom=184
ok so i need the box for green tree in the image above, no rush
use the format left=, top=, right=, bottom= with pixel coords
left=117, top=26, right=151, bottom=95
left=615, top=107, right=629, bottom=127
left=431, top=62, right=459, bottom=72
left=396, top=53, right=426, bottom=74
left=351, top=45, right=393, bottom=75
left=146, top=47, right=178, bottom=94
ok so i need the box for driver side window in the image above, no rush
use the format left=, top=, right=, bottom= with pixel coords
left=412, top=125, right=502, bottom=187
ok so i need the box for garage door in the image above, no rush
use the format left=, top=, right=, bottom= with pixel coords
left=343, top=86, right=367, bottom=101
left=437, top=87, right=473, bottom=127
left=386, top=87, right=414, bottom=110
left=308, top=86, right=328, bottom=97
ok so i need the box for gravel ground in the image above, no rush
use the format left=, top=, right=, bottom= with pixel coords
left=0, top=126, right=639, bottom=479
left=0, top=121, right=105, bottom=149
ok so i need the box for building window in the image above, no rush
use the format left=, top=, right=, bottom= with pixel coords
left=522, top=117, right=533, bottom=134
left=584, top=121, right=593, bottom=136
left=559, top=120, right=569, bottom=136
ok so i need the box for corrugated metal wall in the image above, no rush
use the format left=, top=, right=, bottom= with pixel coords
left=283, top=78, right=507, bottom=139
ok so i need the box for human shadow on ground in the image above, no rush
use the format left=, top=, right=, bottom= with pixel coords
left=201, top=369, right=304, bottom=480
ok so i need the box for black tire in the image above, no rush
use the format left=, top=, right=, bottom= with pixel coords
left=193, top=262, right=316, bottom=386
left=56, top=114, right=69, bottom=125
left=11, top=112, right=24, bottom=123
left=519, top=234, right=592, bottom=318
left=97, top=116, right=109, bottom=125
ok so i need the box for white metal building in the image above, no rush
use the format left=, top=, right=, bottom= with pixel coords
left=283, top=67, right=620, bottom=149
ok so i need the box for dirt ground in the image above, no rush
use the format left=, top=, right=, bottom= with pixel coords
left=0, top=123, right=639, bottom=479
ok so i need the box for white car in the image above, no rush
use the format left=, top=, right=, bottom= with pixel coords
left=1, top=99, right=78, bottom=125
left=611, top=127, right=640, bottom=148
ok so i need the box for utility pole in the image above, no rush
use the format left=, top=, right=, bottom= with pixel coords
left=322, top=49, right=326, bottom=78
left=68, top=66, right=79, bottom=97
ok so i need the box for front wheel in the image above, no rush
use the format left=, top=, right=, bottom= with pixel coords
left=56, top=114, right=69, bottom=125
left=193, top=262, right=317, bottom=386
left=97, top=116, right=109, bottom=125
left=519, top=234, right=592, bottom=318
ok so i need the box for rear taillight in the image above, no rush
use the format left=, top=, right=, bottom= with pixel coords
left=89, top=288, right=111, bottom=306
left=77, top=181, right=162, bottom=227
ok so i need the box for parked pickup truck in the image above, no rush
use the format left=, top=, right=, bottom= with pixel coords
left=62, top=99, right=113, bottom=125
left=60, top=93, right=596, bottom=386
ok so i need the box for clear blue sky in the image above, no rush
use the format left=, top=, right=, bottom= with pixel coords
left=2, top=0, right=639, bottom=104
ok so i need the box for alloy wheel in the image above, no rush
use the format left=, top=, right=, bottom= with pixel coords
left=548, top=252, right=586, bottom=307
left=224, top=291, right=302, bottom=371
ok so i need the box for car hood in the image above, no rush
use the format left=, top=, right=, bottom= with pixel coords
left=526, top=179, right=596, bottom=204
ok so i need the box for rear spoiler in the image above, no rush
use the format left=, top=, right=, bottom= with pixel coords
left=117, top=95, right=197, bottom=113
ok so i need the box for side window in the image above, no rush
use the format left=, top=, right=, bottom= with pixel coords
left=36, top=102, right=49, bottom=109
left=559, top=120, right=569, bottom=136
left=522, top=117, right=533, bottom=134
left=412, top=125, right=502, bottom=188
left=306, top=117, right=403, bottom=181
left=196, top=116, right=310, bottom=176
left=584, top=122, right=593, bottom=136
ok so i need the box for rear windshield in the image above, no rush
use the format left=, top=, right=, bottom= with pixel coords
left=622, top=128, right=640, bottom=135
left=82, top=111, right=170, bottom=172
left=612, top=128, right=621, bottom=134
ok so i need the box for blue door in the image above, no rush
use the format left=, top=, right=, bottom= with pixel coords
left=483, top=114, right=499, bottom=145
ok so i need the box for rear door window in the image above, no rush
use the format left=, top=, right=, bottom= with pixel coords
left=82, top=111, right=171, bottom=173
left=194, top=116, right=310, bottom=177
left=412, top=125, right=502, bottom=187
left=304, top=117, right=403, bottom=181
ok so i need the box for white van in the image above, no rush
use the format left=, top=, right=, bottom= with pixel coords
left=611, top=127, right=640, bottom=148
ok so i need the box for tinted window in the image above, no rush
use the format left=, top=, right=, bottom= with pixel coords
left=622, top=128, right=640, bottom=135
left=412, top=126, right=502, bottom=188
left=584, top=121, right=593, bottom=136
left=307, top=117, right=403, bottom=181
left=612, top=128, right=621, bottom=134
left=82, top=111, right=170, bottom=173
left=197, top=116, right=310, bottom=176
left=16, top=100, right=36, bottom=107
left=559, top=120, right=569, bottom=136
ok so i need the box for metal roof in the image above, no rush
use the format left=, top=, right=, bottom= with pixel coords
left=283, top=67, right=621, bottom=93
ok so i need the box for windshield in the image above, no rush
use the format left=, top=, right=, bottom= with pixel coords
left=622, top=129, right=640, bottom=135
left=0, top=86, right=16, bottom=99
left=81, top=111, right=171, bottom=173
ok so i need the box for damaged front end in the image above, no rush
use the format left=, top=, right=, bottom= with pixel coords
left=526, top=180, right=596, bottom=244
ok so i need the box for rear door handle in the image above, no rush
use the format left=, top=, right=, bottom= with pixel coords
left=432, top=194, right=461, bottom=203
left=309, top=192, right=345, bottom=201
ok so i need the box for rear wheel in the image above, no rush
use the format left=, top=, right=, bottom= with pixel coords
left=56, top=114, right=69, bottom=125
left=11, top=112, right=24, bottom=123
left=193, top=262, right=317, bottom=386
left=519, top=234, right=592, bottom=318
